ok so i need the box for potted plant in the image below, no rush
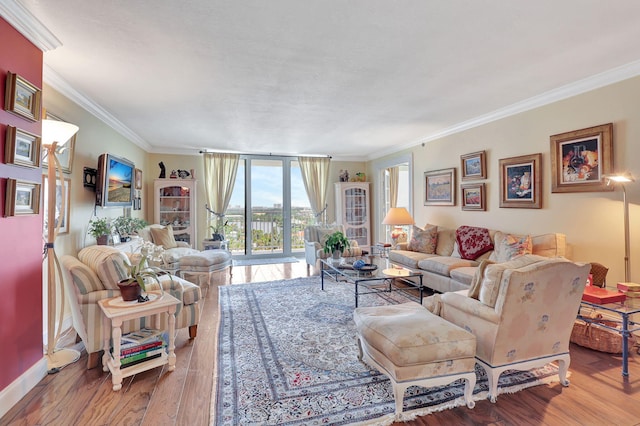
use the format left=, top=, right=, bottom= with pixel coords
left=118, top=242, right=170, bottom=302
left=113, top=216, right=148, bottom=242
left=323, top=231, right=351, bottom=261
left=88, top=217, right=111, bottom=245
left=209, top=218, right=228, bottom=242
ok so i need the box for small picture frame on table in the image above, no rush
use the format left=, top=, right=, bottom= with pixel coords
left=4, top=72, right=42, bottom=122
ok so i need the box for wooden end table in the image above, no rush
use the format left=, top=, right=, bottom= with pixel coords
left=98, top=291, right=180, bottom=391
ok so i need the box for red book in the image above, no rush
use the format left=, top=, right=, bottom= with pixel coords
left=582, top=286, right=626, bottom=304
left=121, top=340, right=163, bottom=356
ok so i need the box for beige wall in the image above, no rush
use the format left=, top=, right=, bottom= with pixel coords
left=371, top=75, right=640, bottom=285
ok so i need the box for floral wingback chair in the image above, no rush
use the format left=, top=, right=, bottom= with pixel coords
left=432, top=256, right=590, bottom=402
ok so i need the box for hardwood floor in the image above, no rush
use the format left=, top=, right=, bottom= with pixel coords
left=2, top=261, right=639, bottom=426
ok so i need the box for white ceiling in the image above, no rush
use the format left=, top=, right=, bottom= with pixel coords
left=10, top=0, right=640, bottom=159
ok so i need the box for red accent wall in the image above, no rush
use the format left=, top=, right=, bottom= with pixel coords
left=0, top=17, right=45, bottom=390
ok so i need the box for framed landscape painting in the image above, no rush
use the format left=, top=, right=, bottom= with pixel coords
left=550, top=123, right=613, bottom=193
left=4, top=72, right=41, bottom=122
left=5, top=126, right=41, bottom=168
left=5, top=179, right=41, bottom=216
left=424, top=168, right=456, bottom=206
left=461, top=183, right=486, bottom=211
left=499, top=153, right=542, bottom=209
left=460, top=151, right=486, bottom=180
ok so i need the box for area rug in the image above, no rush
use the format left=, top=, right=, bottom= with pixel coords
left=213, top=277, right=563, bottom=425
left=233, top=256, right=299, bottom=266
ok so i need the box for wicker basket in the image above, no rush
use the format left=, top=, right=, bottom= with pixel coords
left=571, top=316, right=632, bottom=354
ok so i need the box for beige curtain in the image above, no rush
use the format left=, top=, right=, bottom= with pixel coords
left=298, top=156, right=331, bottom=224
left=387, top=166, right=399, bottom=208
left=203, top=153, right=240, bottom=226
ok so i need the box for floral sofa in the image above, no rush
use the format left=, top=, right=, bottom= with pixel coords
left=389, top=224, right=567, bottom=293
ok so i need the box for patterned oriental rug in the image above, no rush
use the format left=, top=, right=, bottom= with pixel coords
left=213, top=277, right=564, bottom=425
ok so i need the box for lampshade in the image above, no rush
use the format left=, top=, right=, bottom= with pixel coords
left=382, top=207, right=414, bottom=226
left=42, top=119, right=79, bottom=146
left=604, top=172, right=635, bottom=183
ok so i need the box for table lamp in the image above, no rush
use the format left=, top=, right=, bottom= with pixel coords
left=382, top=207, right=414, bottom=246
left=42, top=117, right=81, bottom=373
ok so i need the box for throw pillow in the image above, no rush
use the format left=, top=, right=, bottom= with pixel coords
left=150, top=224, right=178, bottom=249
left=407, top=225, right=438, bottom=254
left=491, top=231, right=532, bottom=262
left=455, top=226, right=494, bottom=260
left=468, top=259, right=496, bottom=300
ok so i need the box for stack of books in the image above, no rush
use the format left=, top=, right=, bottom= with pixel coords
left=114, top=328, right=168, bottom=368
left=617, top=282, right=640, bottom=308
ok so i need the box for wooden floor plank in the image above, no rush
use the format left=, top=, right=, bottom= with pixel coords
left=2, top=260, right=639, bottom=426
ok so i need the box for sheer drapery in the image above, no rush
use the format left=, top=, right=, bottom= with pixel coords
left=203, top=153, right=240, bottom=226
left=387, top=166, right=399, bottom=208
left=298, top=156, right=331, bottom=224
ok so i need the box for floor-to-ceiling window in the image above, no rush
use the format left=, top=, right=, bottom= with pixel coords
left=225, top=156, right=314, bottom=258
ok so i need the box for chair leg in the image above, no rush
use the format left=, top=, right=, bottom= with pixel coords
left=392, top=382, right=408, bottom=416
left=557, top=354, right=571, bottom=386
left=189, top=325, right=198, bottom=339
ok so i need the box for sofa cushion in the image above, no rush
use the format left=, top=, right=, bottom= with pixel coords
left=478, top=254, right=548, bottom=307
left=150, top=224, right=178, bottom=249
left=163, top=247, right=200, bottom=264
left=450, top=265, right=485, bottom=291
left=389, top=250, right=436, bottom=269
left=532, top=233, right=566, bottom=257
left=407, top=225, right=438, bottom=253
left=417, top=256, right=478, bottom=277
left=78, top=246, right=129, bottom=290
left=435, top=227, right=456, bottom=256
left=490, top=231, right=533, bottom=263
left=456, top=226, right=494, bottom=260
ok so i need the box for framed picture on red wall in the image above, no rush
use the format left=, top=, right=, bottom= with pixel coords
left=4, top=72, right=42, bottom=122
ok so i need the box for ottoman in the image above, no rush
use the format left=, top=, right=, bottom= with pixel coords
left=353, top=301, right=477, bottom=417
left=178, top=250, right=232, bottom=287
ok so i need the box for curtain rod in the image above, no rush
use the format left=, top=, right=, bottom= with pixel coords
left=198, top=150, right=331, bottom=159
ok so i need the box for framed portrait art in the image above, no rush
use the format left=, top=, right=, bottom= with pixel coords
left=461, top=183, right=486, bottom=211
left=4, top=72, right=41, bottom=122
left=550, top=123, right=613, bottom=193
left=4, top=179, right=41, bottom=216
left=499, top=153, right=542, bottom=209
left=424, top=168, right=456, bottom=206
left=43, top=175, right=71, bottom=234
left=460, top=151, right=486, bottom=180
left=5, top=126, right=41, bottom=168
left=42, top=112, right=76, bottom=174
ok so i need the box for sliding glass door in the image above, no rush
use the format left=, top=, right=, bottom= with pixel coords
left=225, top=156, right=314, bottom=258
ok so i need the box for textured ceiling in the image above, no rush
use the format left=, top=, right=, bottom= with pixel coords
left=16, top=0, right=640, bottom=159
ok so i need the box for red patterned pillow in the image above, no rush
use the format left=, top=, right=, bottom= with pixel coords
left=455, top=226, right=494, bottom=260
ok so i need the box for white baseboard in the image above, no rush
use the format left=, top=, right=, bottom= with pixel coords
left=0, top=357, right=47, bottom=419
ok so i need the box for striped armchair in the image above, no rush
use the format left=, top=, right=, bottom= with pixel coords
left=61, top=245, right=201, bottom=369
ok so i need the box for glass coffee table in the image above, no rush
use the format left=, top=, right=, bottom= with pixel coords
left=320, top=256, right=424, bottom=307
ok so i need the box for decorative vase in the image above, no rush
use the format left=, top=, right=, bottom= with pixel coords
left=118, top=281, right=141, bottom=301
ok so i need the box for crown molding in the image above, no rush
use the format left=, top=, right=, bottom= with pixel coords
left=368, top=59, right=640, bottom=160
left=0, top=0, right=61, bottom=51
left=44, top=64, right=151, bottom=151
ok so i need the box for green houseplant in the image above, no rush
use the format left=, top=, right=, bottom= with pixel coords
left=118, top=242, right=170, bottom=302
left=88, top=217, right=111, bottom=245
left=113, top=216, right=148, bottom=241
left=323, top=231, right=351, bottom=259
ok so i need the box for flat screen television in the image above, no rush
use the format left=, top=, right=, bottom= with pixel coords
left=95, top=153, right=134, bottom=207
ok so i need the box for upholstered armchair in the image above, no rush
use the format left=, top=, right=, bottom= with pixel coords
left=303, top=224, right=363, bottom=272
left=430, top=255, right=590, bottom=402
left=61, top=245, right=201, bottom=369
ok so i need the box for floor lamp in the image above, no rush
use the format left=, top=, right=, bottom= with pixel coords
left=605, top=172, right=635, bottom=283
left=42, top=118, right=80, bottom=373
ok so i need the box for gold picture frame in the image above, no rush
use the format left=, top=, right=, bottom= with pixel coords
left=134, top=168, right=143, bottom=189
left=461, top=183, right=486, bottom=211
left=499, top=153, right=542, bottom=209
left=4, top=72, right=42, bottom=122
left=424, top=168, right=456, bottom=206
left=460, top=150, right=486, bottom=180
left=550, top=123, right=613, bottom=193
left=5, top=179, right=41, bottom=216
left=42, top=112, right=76, bottom=174
left=5, top=126, right=41, bottom=168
